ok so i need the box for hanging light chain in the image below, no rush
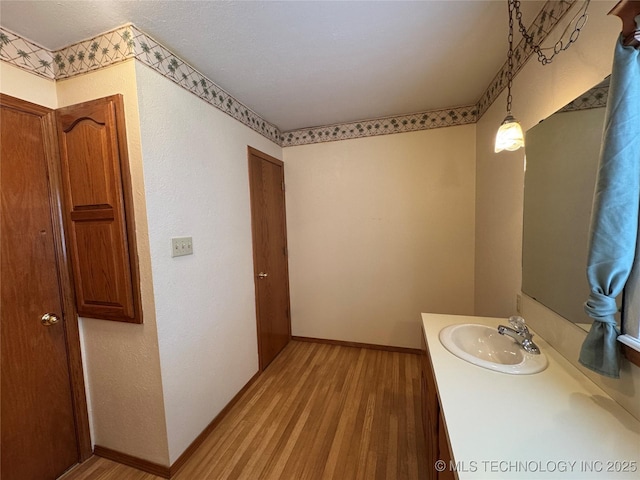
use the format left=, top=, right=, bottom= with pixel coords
left=506, top=0, right=515, bottom=114
left=514, top=0, right=591, bottom=65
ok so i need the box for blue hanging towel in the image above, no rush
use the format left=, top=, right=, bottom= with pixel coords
left=580, top=36, right=640, bottom=378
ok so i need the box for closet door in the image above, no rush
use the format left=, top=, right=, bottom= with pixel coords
left=248, top=147, right=292, bottom=370
left=56, top=95, right=142, bottom=323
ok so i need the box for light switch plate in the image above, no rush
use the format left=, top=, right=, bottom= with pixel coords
left=171, top=237, right=193, bottom=257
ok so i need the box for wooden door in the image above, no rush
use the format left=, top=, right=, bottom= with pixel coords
left=248, top=147, right=291, bottom=370
left=1, top=96, right=88, bottom=479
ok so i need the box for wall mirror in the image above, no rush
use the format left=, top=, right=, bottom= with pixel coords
left=522, top=77, right=622, bottom=332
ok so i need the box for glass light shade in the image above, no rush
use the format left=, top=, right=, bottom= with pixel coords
left=494, top=114, right=525, bottom=153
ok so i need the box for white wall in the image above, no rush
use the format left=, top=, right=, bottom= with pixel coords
left=475, top=0, right=640, bottom=419
left=0, top=62, right=57, bottom=108
left=133, top=63, right=282, bottom=464
left=284, top=126, right=476, bottom=349
left=55, top=61, right=171, bottom=465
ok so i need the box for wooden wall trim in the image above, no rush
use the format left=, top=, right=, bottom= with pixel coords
left=169, top=370, right=261, bottom=476
left=292, top=336, right=422, bottom=355
left=609, top=0, right=640, bottom=47
left=622, top=343, right=640, bottom=368
left=93, top=445, right=171, bottom=478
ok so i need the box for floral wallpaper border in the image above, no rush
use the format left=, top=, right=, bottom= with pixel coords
left=53, top=26, right=136, bottom=79
left=280, top=105, right=477, bottom=146
left=0, top=0, right=576, bottom=146
left=559, top=78, right=609, bottom=113
left=476, top=0, right=577, bottom=119
left=0, top=27, right=55, bottom=79
left=0, top=24, right=281, bottom=144
left=130, top=27, right=281, bottom=143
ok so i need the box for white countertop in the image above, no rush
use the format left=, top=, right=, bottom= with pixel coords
left=422, top=313, right=640, bottom=479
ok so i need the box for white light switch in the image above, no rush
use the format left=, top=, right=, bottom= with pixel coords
left=171, top=237, right=193, bottom=257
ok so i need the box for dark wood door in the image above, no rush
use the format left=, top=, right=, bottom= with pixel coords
left=1, top=100, right=79, bottom=479
left=248, top=147, right=291, bottom=370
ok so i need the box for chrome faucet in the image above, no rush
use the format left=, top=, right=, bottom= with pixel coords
left=497, top=316, right=541, bottom=355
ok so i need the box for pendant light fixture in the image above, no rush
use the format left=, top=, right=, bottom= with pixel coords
left=494, top=0, right=592, bottom=153
left=495, top=0, right=524, bottom=153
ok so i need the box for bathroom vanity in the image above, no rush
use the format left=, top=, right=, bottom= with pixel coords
left=421, top=313, right=640, bottom=480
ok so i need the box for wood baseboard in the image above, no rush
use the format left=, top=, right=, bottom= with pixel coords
left=93, top=445, right=171, bottom=478
left=169, top=370, right=261, bottom=476
left=93, top=370, right=260, bottom=478
left=292, top=336, right=422, bottom=355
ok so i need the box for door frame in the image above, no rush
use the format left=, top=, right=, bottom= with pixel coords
left=247, top=146, right=292, bottom=371
left=1, top=94, right=92, bottom=461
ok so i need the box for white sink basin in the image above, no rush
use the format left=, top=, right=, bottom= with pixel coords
left=439, top=323, right=548, bottom=375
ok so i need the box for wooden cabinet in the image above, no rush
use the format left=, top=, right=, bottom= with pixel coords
left=56, top=95, right=142, bottom=323
left=421, top=328, right=456, bottom=480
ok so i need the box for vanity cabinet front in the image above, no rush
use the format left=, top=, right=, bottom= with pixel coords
left=421, top=328, right=455, bottom=480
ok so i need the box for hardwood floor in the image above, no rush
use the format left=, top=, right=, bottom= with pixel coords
left=61, top=340, right=427, bottom=480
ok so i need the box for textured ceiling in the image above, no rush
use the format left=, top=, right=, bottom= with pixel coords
left=0, top=0, right=545, bottom=131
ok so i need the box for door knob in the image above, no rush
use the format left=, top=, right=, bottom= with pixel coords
left=41, top=313, right=60, bottom=326
left=257, top=272, right=268, bottom=279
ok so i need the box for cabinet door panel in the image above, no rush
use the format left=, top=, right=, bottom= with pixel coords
left=74, top=221, right=133, bottom=317
left=56, top=95, right=141, bottom=323
left=64, top=118, right=114, bottom=206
